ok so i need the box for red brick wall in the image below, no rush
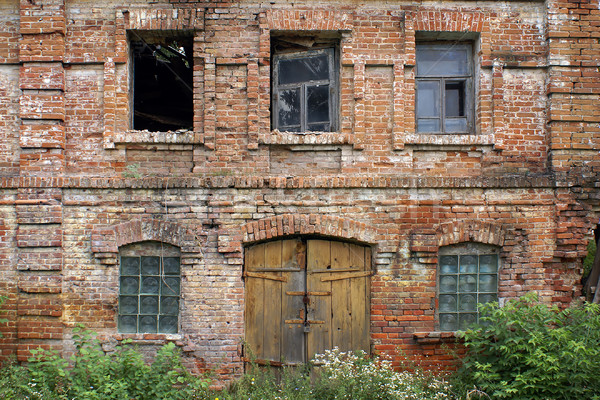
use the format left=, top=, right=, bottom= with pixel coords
left=0, top=0, right=598, bottom=382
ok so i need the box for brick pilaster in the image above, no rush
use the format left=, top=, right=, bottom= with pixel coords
left=16, top=0, right=66, bottom=360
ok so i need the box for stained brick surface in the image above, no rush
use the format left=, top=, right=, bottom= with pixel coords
left=0, top=0, right=598, bottom=382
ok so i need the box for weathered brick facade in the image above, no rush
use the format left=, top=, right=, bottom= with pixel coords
left=0, top=0, right=599, bottom=382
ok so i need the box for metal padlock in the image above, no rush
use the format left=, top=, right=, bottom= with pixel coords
left=303, top=323, right=310, bottom=333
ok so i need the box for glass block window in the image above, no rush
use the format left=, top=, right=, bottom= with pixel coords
left=272, top=46, right=338, bottom=133
left=416, top=43, right=473, bottom=134
left=118, top=254, right=181, bottom=334
left=438, top=245, right=499, bottom=331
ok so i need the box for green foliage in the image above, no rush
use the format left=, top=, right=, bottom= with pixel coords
left=313, top=348, right=452, bottom=400
left=0, top=325, right=211, bottom=400
left=583, top=238, right=597, bottom=281
left=454, top=293, right=600, bottom=400
left=222, top=348, right=452, bottom=400
left=224, top=362, right=312, bottom=400
left=0, top=295, right=8, bottom=338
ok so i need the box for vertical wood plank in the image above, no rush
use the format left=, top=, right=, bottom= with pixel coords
left=306, top=239, right=332, bottom=359
left=281, top=239, right=305, bottom=364
left=331, top=241, right=352, bottom=352
left=350, top=244, right=371, bottom=353
left=262, top=241, right=282, bottom=362
left=245, top=244, right=265, bottom=360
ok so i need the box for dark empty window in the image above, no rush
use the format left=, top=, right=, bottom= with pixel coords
left=416, top=43, right=473, bottom=134
left=130, top=32, right=193, bottom=132
left=272, top=35, right=338, bottom=133
left=118, top=245, right=181, bottom=334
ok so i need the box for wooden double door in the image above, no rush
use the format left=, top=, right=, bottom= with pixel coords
left=244, top=238, right=371, bottom=365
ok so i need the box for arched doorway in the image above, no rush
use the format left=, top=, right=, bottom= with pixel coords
left=244, top=238, right=371, bottom=366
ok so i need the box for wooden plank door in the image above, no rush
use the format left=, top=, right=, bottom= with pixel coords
left=306, top=240, right=371, bottom=360
left=244, top=239, right=305, bottom=365
left=245, top=238, right=370, bottom=365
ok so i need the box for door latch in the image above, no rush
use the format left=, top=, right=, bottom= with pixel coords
left=303, top=321, right=310, bottom=333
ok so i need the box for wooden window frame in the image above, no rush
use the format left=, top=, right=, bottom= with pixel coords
left=416, top=42, right=474, bottom=134
left=272, top=47, right=339, bottom=133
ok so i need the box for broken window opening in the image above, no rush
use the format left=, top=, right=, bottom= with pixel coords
left=416, top=42, right=474, bottom=134
left=130, top=31, right=194, bottom=132
left=271, top=32, right=340, bottom=133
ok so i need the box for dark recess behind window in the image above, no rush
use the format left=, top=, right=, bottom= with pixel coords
left=132, top=35, right=193, bottom=132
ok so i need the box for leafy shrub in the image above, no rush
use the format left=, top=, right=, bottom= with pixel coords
left=0, top=295, right=8, bottom=338
left=454, top=293, right=600, bottom=400
left=224, top=348, right=452, bottom=400
left=0, top=325, right=211, bottom=400
left=224, top=362, right=312, bottom=400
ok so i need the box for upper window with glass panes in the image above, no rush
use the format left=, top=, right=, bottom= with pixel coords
left=416, top=43, right=473, bottom=134
left=272, top=34, right=338, bottom=133
left=437, top=243, right=499, bottom=331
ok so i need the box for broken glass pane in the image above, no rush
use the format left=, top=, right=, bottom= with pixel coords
left=445, top=81, right=465, bottom=117
left=279, top=54, right=329, bottom=85
left=159, top=316, right=178, bottom=333
left=307, top=85, right=330, bottom=125
left=141, top=256, right=160, bottom=275
left=119, top=315, right=137, bottom=333
left=121, top=257, right=140, bottom=275
left=278, top=88, right=301, bottom=129
left=417, top=47, right=469, bottom=77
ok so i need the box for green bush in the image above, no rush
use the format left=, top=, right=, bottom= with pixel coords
left=0, top=325, right=211, bottom=400
left=223, top=348, right=452, bottom=400
left=454, top=293, right=600, bottom=400
left=0, top=295, right=8, bottom=338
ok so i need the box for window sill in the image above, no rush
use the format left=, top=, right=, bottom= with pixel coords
left=104, top=130, right=198, bottom=149
left=262, top=130, right=353, bottom=147
left=413, top=331, right=459, bottom=344
left=111, top=333, right=183, bottom=343
left=404, top=133, right=494, bottom=148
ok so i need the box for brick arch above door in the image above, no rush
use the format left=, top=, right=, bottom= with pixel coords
left=219, top=213, right=385, bottom=266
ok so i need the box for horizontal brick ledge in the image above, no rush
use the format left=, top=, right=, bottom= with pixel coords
left=413, top=331, right=459, bottom=344
left=0, top=175, right=557, bottom=190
